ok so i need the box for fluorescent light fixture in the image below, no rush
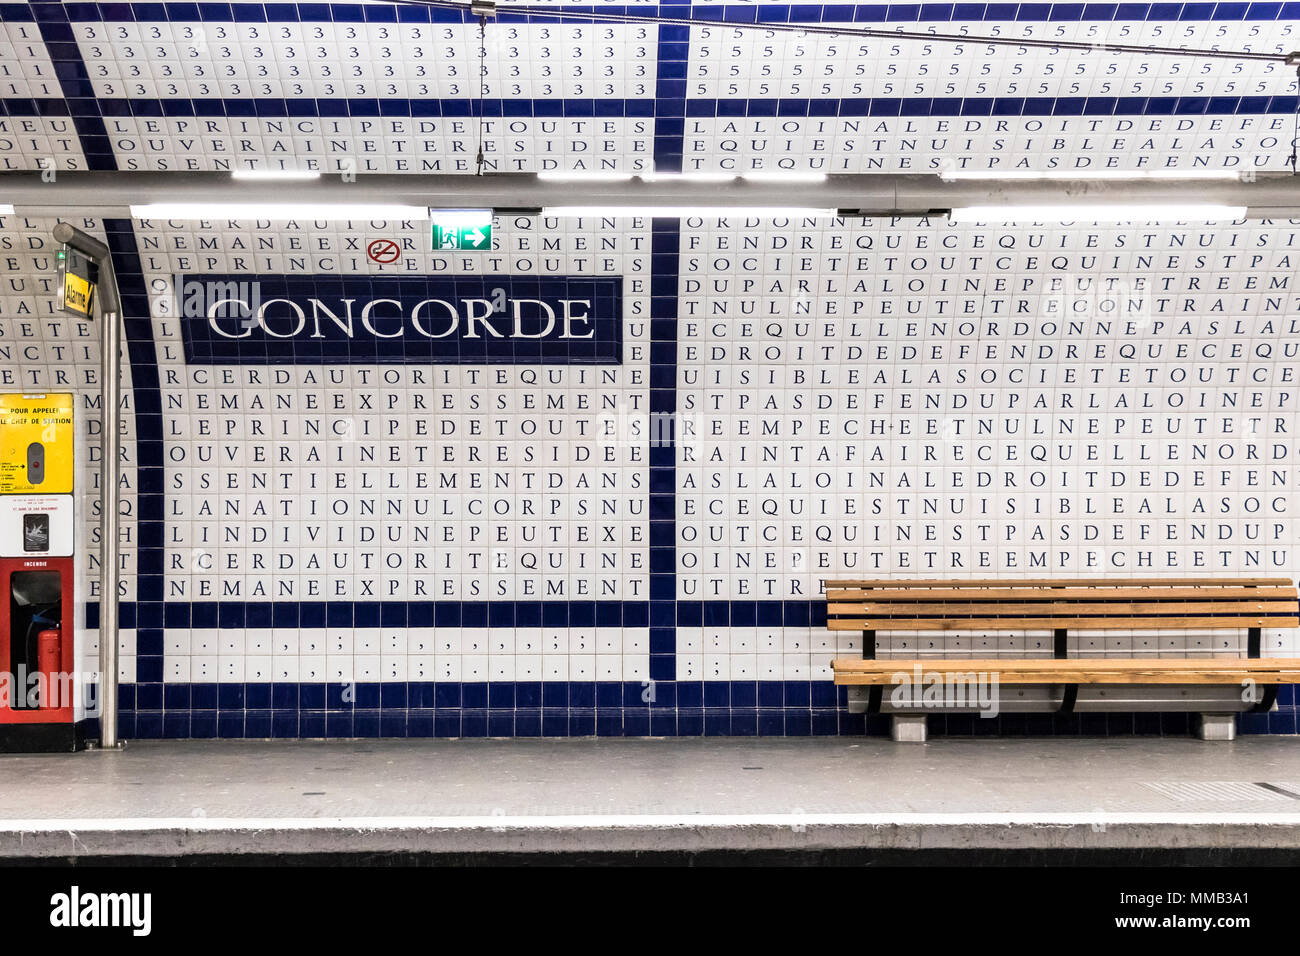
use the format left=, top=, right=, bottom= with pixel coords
left=429, top=208, right=492, bottom=226
left=940, top=169, right=1242, bottom=182
left=536, top=171, right=827, bottom=183
left=231, top=170, right=322, bottom=181
left=839, top=207, right=950, bottom=219
left=949, top=204, right=1247, bottom=223
left=536, top=172, right=740, bottom=182
left=0, top=204, right=13, bottom=215
left=742, top=171, right=827, bottom=183
left=129, top=203, right=430, bottom=220
left=639, top=172, right=736, bottom=182
left=537, top=172, right=635, bottom=182
left=542, top=206, right=837, bottom=217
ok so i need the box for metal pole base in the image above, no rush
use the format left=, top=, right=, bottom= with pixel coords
left=891, top=715, right=928, bottom=743
left=1197, top=713, right=1237, bottom=741
left=83, top=740, right=126, bottom=752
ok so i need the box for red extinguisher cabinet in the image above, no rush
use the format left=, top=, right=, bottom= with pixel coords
left=0, top=394, right=81, bottom=751
left=0, top=558, right=75, bottom=726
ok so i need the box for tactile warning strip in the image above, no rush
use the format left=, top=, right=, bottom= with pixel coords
left=1142, top=781, right=1296, bottom=803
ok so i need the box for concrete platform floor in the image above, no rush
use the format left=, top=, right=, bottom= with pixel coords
left=4, top=737, right=1300, bottom=861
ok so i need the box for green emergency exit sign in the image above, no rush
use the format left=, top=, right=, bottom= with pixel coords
left=432, top=211, right=493, bottom=251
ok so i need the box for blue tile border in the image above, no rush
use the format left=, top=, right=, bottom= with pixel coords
left=649, top=218, right=681, bottom=681
left=0, top=98, right=73, bottom=117
left=48, top=94, right=1299, bottom=125
left=683, top=94, right=1298, bottom=116
left=88, top=599, right=828, bottom=630
left=87, top=98, right=656, bottom=118
left=91, top=596, right=1300, bottom=634
left=108, top=682, right=1255, bottom=739
left=0, top=4, right=35, bottom=22
left=29, top=0, right=116, bottom=169
left=654, top=3, right=691, bottom=171
left=114, top=680, right=861, bottom=740
left=47, top=1, right=1300, bottom=22
left=102, top=218, right=165, bottom=687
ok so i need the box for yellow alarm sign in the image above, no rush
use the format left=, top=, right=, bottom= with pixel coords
left=62, top=270, right=95, bottom=318
left=58, top=245, right=97, bottom=319
left=0, top=394, right=74, bottom=495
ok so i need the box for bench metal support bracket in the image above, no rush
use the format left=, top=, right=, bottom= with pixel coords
left=1054, top=627, right=1078, bottom=713
left=891, top=715, right=927, bottom=743
left=1251, top=685, right=1278, bottom=713
left=1198, top=713, right=1237, bottom=741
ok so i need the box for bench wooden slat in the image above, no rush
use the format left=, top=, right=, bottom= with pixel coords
left=821, top=577, right=1300, bottom=704
left=825, top=586, right=1300, bottom=601
left=824, top=577, right=1294, bottom=589
left=833, top=657, right=1300, bottom=673
left=828, top=600, right=1298, bottom=617
left=829, top=657, right=1300, bottom=685
left=827, top=616, right=1300, bottom=631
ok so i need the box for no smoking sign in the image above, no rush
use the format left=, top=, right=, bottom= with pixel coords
left=367, top=238, right=401, bottom=265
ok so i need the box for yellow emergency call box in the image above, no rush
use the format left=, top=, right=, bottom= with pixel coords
left=57, top=245, right=97, bottom=320
left=61, top=270, right=95, bottom=318
left=0, top=394, right=74, bottom=495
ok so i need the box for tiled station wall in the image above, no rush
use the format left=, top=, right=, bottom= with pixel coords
left=2, top=0, right=1299, bottom=736
left=6, top=209, right=1298, bottom=736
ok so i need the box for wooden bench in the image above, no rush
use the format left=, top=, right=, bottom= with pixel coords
left=824, top=577, right=1300, bottom=741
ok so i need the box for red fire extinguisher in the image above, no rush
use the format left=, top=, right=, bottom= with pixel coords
left=37, top=629, right=60, bottom=709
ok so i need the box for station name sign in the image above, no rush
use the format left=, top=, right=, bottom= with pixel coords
left=177, top=274, right=622, bottom=365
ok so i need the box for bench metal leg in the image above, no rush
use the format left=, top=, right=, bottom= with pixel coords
left=1198, top=713, right=1237, bottom=742
left=891, top=715, right=927, bottom=743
